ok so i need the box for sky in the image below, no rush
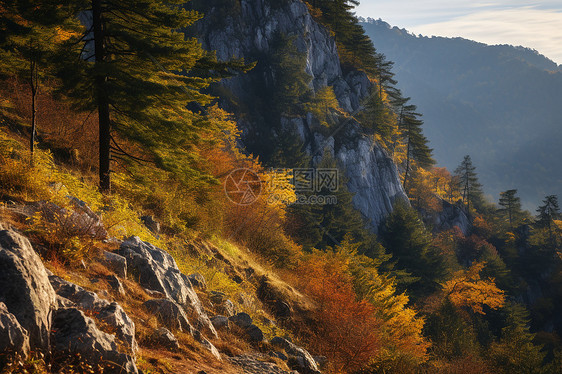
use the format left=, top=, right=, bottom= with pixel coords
left=355, top=0, right=562, bottom=65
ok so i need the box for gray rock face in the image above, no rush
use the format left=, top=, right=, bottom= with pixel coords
left=102, top=251, right=127, bottom=278
left=229, top=354, right=292, bottom=374
left=0, top=228, right=57, bottom=352
left=149, top=327, right=179, bottom=350
left=195, top=0, right=408, bottom=231
left=107, top=274, right=126, bottom=296
left=0, top=301, right=30, bottom=357
left=49, top=275, right=138, bottom=355
left=27, top=199, right=107, bottom=240
left=118, top=237, right=217, bottom=338
left=143, top=299, right=192, bottom=333
left=188, top=273, right=207, bottom=290
left=271, top=337, right=320, bottom=374
left=140, top=215, right=160, bottom=235
left=192, top=329, right=221, bottom=360
left=421, top=200, right=470, bottom=235
left=210, top=315, right=230, bottom=331
left=52, top=307, right=137, bottom=374
left=229, top=312, right=253, bottom=329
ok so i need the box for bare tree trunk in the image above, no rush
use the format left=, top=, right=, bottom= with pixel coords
left=29, top=59, right=37, bottom=164
left=92, top=0, right=111, bottom=192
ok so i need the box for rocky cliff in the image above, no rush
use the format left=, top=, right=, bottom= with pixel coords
left=193, top=0, right=408, bottom=231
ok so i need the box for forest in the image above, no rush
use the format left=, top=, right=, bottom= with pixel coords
left=0, top=0, right=561, bottom=373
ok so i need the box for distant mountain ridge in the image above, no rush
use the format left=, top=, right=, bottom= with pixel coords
left=360, top=18, right=562, bottom=210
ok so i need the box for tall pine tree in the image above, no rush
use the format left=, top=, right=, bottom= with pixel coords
left=58, top=0, right=248, bottom=191
left=498, top=189, right=522, bottom=229
left=0, top=0, right=79, bottom=160
left=454, top=155, right=483, bottom=217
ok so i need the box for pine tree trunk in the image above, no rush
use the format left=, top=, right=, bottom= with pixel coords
left=403, top=136, right=411, bottom=193
left=29, top=59, right=37, bottom=164
left=92, top=0, right=111, bottom=192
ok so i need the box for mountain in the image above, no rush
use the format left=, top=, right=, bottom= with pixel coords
left=191, top=1, right=408, bottom=232
left=360, top=18, right=562, bottom=211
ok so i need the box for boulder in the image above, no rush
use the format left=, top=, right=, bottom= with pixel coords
left=49, top=275, right=137, bottom=355
left=107, top=274, right=126, bottom=296
left=209, top=291, right=226, bottom=304
left=229, top=312, right=253, bottom=329
left=228, top=354, right=291, bottom=374
left=52, top=307, right=137, bottom=373
left=119, top=237, right=217, bottom=338
left=102, top=251, right=127, bottom=278
left=140, top=215, right=160, bottom=235
left=270, top=350, right=288, bottom=361
left=28, top=199, right=107, bottom=240
left=0, top=228, right=57, bottom=352
left=143, top=299, right=192, bottom=333
left=187, top=273, right=207, bottom=290
left=271, top=337, right=320, bottom=374
left=0, top=301, right=30, bottom=358
left=210, top=315, right=230, bottom=331
left=217, top=299, right=236, bottom=317
left=192, top=329, right=221, bottom=361
left=246, top=324, right=264, bottom=342
left=148, top=327, right=179, bottom=350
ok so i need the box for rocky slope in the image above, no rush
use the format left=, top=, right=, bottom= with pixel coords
left=193, top=0, right=408, bottom=231
left=0, top=199, right=323, bottom=373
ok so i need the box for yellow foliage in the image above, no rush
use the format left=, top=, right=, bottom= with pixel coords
left=442, top=262, right=505, bottom=314
left=303, top=86, right=341, bottom=128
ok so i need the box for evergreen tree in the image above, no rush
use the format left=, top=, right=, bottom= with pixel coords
left=58, top=0, right=248, bottom=191
left=498, top=189, right=522, bottom=229
left=488, top=302, right=547, bottom=374
left=356, top=88, right=395, bottom=143
left=380, top=201, right=446, bottom=299
left=0, top=0, right=79, bottom=160
left=373, top=52, right=396, bottom=97
left=396, top=99, right=434, bottom=192
left=454, top=155, right=483, bottom=216
left=270, top=33, right=312, bottom=117
left=536, top=195, right=561, bottom=248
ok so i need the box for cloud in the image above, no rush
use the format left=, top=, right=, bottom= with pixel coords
left=411, top=7, right=562, bottom=64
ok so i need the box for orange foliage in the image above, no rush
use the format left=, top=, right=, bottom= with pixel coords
left=442, top=262, right=505, bottom=315
left=297, top=252, right=383, bottom=373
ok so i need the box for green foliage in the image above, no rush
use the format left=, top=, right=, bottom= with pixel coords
left=487, top=302, right=548, bottom=374
left=498, top=189, right=524, bottom=229
left=454, top=155, right=484, bottom=216
left=380, top=201, right=446, bottom=299
left=424, top=300, right=480, bottom=359
left=55, top=0, right=250, bottom=190
left=356, top=90, right=395, bottom=144
left=270, top=33, right=313, bottom=116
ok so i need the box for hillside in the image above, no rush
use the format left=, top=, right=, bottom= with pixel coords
left=361, top=18, right=562, bottom=210
left=2, top=1, right=562, bottom=374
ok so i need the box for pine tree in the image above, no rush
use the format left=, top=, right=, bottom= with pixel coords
left=392, top=95, right=434, bottom=192
left=381, top=201, right=446, bottom=299
left=454, top=155, right=483, bottom=217
left=373, top=52, right=396, bottom=97
left=356, top=88, right=395, bottom=143
left=270, top=33, right=313, bottom=117
left=0, top=0, right=79, bottom=160
left=58, top=0, right=248, bottom=191
left=498, top=189, right=522, bottom=229
left=536, top=195, right=561, bottom=248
